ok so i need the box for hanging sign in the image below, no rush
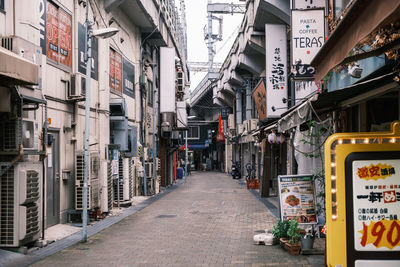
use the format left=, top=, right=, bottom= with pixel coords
left=278, top=174, right=317, bottom=224
left=78, top=22, right=98, bottom=80
left=324, top=121, right=400, bottom=267
left=216, top=115, right=225, bottom=142
left=252, top=79, right=267, bottom=121
left=292, top=0, right=326, bottom=9
left=291, top=9, right=325, bottom=65
left=265, top=24, right=288, bottom=118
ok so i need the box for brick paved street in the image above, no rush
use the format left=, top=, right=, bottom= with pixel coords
left=32, top=172, right=315, bottom=267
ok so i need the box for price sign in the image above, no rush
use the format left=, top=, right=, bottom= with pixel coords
left=352, top=159, right=400, bottom=251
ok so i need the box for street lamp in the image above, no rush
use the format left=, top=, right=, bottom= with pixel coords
left=82, top=2, right=118, bottom=243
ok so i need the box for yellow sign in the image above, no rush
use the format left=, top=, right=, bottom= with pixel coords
left=324, top=121, right=400, bottom=267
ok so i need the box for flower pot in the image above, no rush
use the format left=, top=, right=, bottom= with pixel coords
left=301, top=237, right=315, bottom=250
left=279, top=237, right=289, bottom=249
left=284, top=242, right=301, bottom=255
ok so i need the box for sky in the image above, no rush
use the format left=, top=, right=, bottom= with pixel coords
left=184, top=0, right=245, bottom=92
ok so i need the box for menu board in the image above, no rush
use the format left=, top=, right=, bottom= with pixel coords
left=45, top=1, right=72, bottom=68
left=110, top=49, right=122, bottom=93
left=278, top=174, right=317, bottom=224
left=352, top=159, right=400, bottom=251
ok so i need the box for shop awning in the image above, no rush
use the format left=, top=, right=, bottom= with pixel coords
left=16, top=86, right=46, bottom=104
left=0, top=46, right=39, bottom=85
left=311, top=0, right=400, bottom=81
left=313, top=72, right=398, bottom=111
left=277, top=94, right=318, bottom=132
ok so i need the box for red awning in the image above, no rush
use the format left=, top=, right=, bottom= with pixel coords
left=311, top=0, right=400, bottom=81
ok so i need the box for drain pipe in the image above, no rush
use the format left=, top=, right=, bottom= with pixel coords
left=41, top=100, right=48, bottom=240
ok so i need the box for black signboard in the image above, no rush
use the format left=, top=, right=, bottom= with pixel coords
left=78, top=23, right=98, bottom=80
left=221, top=107, right=233, bottom=120
left=39, top=0, right=47, bottom=55
left=293, top=64, right=316, bottom=79
left=123, top=58, right=135, bottom=98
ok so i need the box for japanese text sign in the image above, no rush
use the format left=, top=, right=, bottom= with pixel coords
left=110, top=49, right=122, bottom=93
left=78, top=23, right=98, bottom=80
left=292, top=0, right=326, bottom=9
left=123, top=58, right=135, bottom=98
left=291, top=9, right=325, bottom=65
left=324, top=121, right=400, bottom=266
left=265, top=24, right=288, bottom=118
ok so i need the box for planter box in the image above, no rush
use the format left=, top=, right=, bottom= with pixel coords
left=246, top=179, right=259, bottom=189
left=279, top=237, right=289, bottom=249
left=284, top=242, right=301, bottom=255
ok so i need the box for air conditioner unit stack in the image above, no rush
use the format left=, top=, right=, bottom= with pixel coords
left=177, top=71, right=184, bottom=92
left=0, top=162, right=42, bottom=247
left=75, top=151, right=100, bottom=210
left=0, top=118, right=39, bottom=152
left=248, top=119, right=259, bottom=132
left=113, top=157, right=131, bottom=203
left=68, top=73, right=86, bottom=99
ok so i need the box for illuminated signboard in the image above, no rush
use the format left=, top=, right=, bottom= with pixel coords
left=324, top=121, right=400, bottom=267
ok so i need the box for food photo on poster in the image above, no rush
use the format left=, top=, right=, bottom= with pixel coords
left=278, top=175, right=317, bottom=224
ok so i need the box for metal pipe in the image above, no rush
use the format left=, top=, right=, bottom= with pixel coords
left=82, top=1, right=92, bottom=242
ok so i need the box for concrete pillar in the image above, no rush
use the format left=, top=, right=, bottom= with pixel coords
left=245, top=81, right=252, bottom=120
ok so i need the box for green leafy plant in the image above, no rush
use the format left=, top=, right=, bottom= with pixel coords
left=271, top=219, right=289, bottom=239
left=287, top=219, right=302, bottom=244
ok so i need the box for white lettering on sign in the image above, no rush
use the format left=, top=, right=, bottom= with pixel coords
left=125, top=79, right=133, bottom=90
left=293, top=0, right=326, bottom=9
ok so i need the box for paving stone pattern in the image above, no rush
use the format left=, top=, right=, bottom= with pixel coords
left=32, top=172, right=314, bottom=267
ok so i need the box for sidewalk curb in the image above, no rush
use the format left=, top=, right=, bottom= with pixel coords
left=0, top=180, right=184, bottom=267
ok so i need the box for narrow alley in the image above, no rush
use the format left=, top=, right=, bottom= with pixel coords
left=30, top=172, right=316, bottom=267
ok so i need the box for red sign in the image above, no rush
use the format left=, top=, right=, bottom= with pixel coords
left=110, top=49, right=122, bottom=92
left=46, top=1, right=71, bottom=68
left=216, top=115, right=225, bottom=142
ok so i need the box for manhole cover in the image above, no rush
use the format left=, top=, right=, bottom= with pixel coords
left=156, top=214, right=177, bottom=218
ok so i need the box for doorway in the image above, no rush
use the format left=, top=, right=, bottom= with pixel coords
left=46, top=130, right=60, bottom=228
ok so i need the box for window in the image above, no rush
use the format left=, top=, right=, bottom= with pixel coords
left=40, top=0, right=72, bottom=69
left=109, top=48, right=122, bottom=93
left=188, top=126, right=200, bottom=139
left=334, top=0, right=352, bottom=20
left=0, top=0, right=4, bottom=11
left=147, top=81, right=153, bottom=107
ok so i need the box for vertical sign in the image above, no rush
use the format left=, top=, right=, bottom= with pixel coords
left=45, top=1, right=72, bottom=68
left=109, top=49, right=122, bottom=93
left=266, top=24, right=287, bottom=118
left=78, top=23, right=98, bottom=80
left=216, top=115, right=225, bottom=142
left=39, top=0, right=47, bottom=55
left=122, top=58, right=135, bottom=98
left=291, top=9, right=325, bottom=65
left=252, top=79, right=267, bottom=121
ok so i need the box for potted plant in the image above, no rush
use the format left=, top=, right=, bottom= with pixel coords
left=300, top=226, right=315, bottom=250
left=271, top=219, right=289, bottom=247
left=284, top=219, right=302, bottom=255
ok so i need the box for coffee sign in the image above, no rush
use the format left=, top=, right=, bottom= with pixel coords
left=291, top=9, right=325, bottom=65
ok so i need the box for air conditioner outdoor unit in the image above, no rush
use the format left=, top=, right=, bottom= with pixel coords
left=145, top=162, right=153, bottom=178
left=75, top=151, right=100, bottom=210
left=69, top=73, right=86, bottom=99
left=0, top=118, right=39, bottom=152
left=0, top=36, right=41, bottom=64
left=228, top=114, right=235, bottom=130
left=248, top=119, right=259, bottom=132
left=155, top=158, right=161, bottom=176
left=0, top=162, right=42, bottom=247
left=113, top=157, right=131, bottom=203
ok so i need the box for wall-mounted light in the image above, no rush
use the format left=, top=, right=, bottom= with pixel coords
left=348, top=63, right=363, bottom=78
